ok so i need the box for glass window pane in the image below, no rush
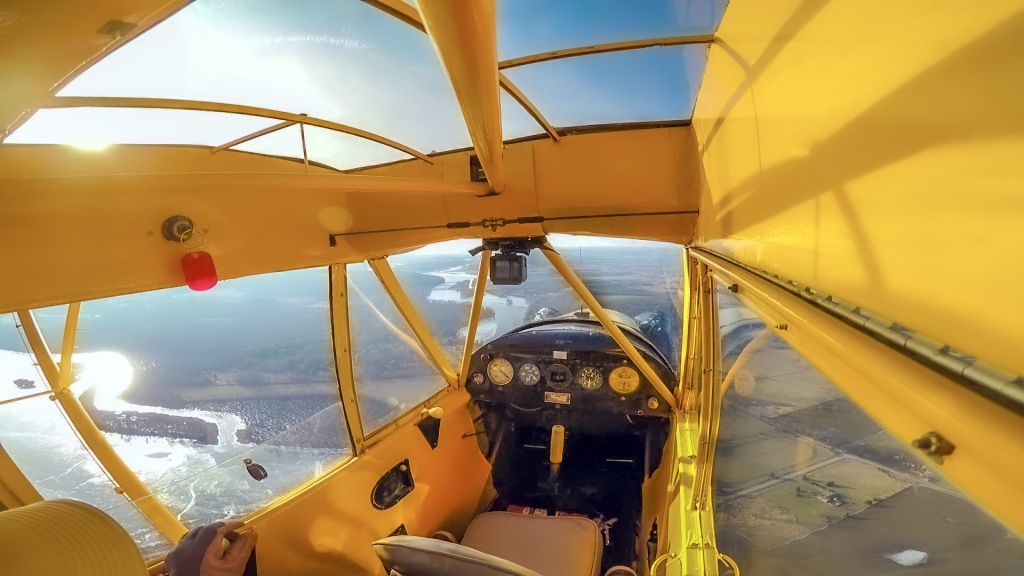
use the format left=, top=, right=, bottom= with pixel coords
left=0, top=313, right=47, bottom=403
left=484, top=246, right=589, bottom=340
left=55, top=0, right=471, bottom=155
left=5, top=108, right=278, bottom=148
left=235, top=124, right=411, bottom=171
left=348, top=263, right=447, bottom=433
left=387, top=239, right=482, bottom=368
left=548, top=234, right=683, bottom=370
left=714, top=286, right=1024, bottom=573
left=71, top=267, right=350, bottom=527
left=501, top=91, right=545, bottom=141
left=502, top=46, right=707, bottom=126
left=498, top=0, right=727, bottom=60
left=33, top=304, right=70, bottom=354
left=0, top=395, right=172, bottom=558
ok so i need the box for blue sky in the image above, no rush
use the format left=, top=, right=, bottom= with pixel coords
left=6, top=0, right=726, bottom=169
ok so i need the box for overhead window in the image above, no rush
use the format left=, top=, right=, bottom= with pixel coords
left=500, top=91, right=547, bottom=141
left=54, top=0, right=472, bottom=154
left=498, top=0, right=726, bottom=60
left=5, top=108, right=279, bottom=149
left=68, top=267, right=349, bottom=527
left=502, top=46, right=708, bottom=126
left=347, top=262, right=448, bottom=434
left=234, top=124, right=412, bottom=170
left=713, top=286, right=1024, bottom=572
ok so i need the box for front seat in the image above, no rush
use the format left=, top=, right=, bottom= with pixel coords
left=0, top=499, right=147, bottom=576
left=374, top=512, right=603, bottom=576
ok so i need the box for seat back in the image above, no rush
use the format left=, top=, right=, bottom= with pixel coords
left=373, top=535, right=541, bottom=576
left=0, top=499, right=146, bottom=576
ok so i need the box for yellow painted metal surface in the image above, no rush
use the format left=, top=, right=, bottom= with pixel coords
left=692, top=249, right=1024, bottom=535
left=330, top=265, right=366, bottom=455
left=243, top=389, right=491, bottom=575
left=0, top=127, right=700, bottom=313
left=418, top=0, right=505, bottom=191
left=459, top=250, right=491, bottom=387
left=693, top=0, right=1024, bottom=377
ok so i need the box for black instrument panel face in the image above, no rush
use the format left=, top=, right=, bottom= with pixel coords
left=466, top=323, right=674, bottom=418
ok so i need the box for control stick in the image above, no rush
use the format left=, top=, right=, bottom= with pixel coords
left=549, top=424, right=565, bottom=484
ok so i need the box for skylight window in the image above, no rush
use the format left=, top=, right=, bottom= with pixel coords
left=502, top=45, right=708, bottom=126
left=498, top=0, right=726, bottom=60
left=55, top=0, right=472, bottom=153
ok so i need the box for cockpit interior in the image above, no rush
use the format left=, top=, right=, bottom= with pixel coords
left=3, top=1, right=1023, bottom=575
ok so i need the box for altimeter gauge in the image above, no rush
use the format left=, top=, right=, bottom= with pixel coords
left=608, top=366, right=640, bottom=395
left=518, top=363, right=541, bottom=386
left=487, top=358, right=514, bottom=386
left=577, top=366, right=603, bottom=390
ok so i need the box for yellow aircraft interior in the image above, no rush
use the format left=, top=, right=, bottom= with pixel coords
left=1, top=1, right=1022, bottom=575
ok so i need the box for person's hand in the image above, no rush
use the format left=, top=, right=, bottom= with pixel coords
left=166, top=520, right=257, bottom=576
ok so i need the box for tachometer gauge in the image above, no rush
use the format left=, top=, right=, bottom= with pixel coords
left=577, top=367, right=603, bottom=390
left=487, top=358, right=514, bottom=386
left=608, top=366, right=640, bottom=395
left=518, top=363, right=541, bottom=386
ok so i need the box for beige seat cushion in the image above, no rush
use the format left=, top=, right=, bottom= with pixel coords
left=0, top=499, right=146, bottom=576
left=373, top=535, right=541, bottom=576
left=461, top=512, right=603, bottom=576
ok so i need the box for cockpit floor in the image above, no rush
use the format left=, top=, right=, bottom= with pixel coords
left=491, top=425, right=645, bottom=571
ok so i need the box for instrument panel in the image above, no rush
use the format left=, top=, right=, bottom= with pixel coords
left=466, top=321, right=674, bottom=419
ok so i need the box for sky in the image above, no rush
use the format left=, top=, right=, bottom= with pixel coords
left=5, top=0, right=727, bottom=170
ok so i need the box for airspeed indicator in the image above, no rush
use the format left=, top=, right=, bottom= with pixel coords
left=487, top=358, right=514, bottom=386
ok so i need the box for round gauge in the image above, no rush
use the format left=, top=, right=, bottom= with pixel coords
left=518, top=363, right=541, bottom=386
left=608, top=366, right=641, bottom=395
left=486, top=358, right=514, bottom=386
left=545, top=364, right=572, bottom=390
left=577, top=367, right=603, bottom=390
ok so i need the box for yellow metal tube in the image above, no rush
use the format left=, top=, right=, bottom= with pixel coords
left=418, top=0, right=505, bottom=191
left=459, top=250, right=491, bottom=387
left=330, top=264, right=366, bottom=454
left=15, top=309, right=188, bottom=541
left=542, top=246, right=678, bottom=411
left=690, top=249, right=1024, bottom=535
left=368, top=258, right=459, bottom=386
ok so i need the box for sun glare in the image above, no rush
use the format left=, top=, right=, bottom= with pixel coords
left=71, top=351, right=134, bottom=400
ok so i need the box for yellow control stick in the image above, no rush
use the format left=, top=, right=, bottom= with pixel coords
left=550, top=424, right=565, bottom=464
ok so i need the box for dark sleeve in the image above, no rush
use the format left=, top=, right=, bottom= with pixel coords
left=165, top=522, right=224, bottom=576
